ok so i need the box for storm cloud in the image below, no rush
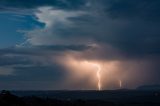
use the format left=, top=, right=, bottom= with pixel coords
left=0, top=0, right=160, bottom=90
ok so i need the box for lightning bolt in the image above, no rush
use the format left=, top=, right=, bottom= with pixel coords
left=92, top=63, right=102, bottom=91
left=119, top=80, right=122, bottom=88
left=84, top=61, right=102, bottom=91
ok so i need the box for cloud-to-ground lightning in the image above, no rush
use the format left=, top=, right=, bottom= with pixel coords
left=94, top=64, right=101, bottom=91
left=84, top=61, right=102, bottom=91
left=119, top=80, right=122, bottom=88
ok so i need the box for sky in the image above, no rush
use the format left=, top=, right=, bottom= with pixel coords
left=0, top=0, right=160, bottom=90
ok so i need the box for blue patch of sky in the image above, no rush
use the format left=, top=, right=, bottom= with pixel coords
left=0, top=12, right=44, bottom=48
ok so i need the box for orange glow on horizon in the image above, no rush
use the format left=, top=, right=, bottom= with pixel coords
left=55, top=54, right=123, bottom=90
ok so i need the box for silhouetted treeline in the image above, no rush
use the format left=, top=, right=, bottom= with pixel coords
left=0, top=90, right=114, bottom=106
left=1, top=90, right=160, bottom=106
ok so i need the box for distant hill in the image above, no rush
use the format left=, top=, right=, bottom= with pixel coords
left=137, top=85, right=160, bottom=90
left=1, top=90, right=160, bottom=106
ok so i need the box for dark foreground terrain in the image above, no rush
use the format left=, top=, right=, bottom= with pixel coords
left=0, top=90, right=160, bottom=106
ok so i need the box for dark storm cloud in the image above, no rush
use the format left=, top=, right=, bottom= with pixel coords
left=102, top=0, right=160, bottom=57
left=0, top=45, right=92, bottom=56
left=0, top=44, right=92, bottom=72
left=1, top=0, right=160, bottom=58
left=0, top=0, right=86, bottom=10
left=0, top=65, right=66, bottom=81
left=0, top=46, right=70, bottom=88
left=0, top=55, right=31, bottom=66
left=14, top=65, right=65, bottom=81
left=105, top=0, right=160, bottom=57
left=37, top=45, right=92, bottom=51
left=66, top=0, right=160, bottom=58
left=0, top=65, right=67, bottom=90
left=0, top=0, right=160, bottom=62
left=106, top=0, right=160, bottom=20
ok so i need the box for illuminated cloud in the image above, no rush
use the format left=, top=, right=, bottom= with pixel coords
left=24, top=6, right=86, bottom=46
